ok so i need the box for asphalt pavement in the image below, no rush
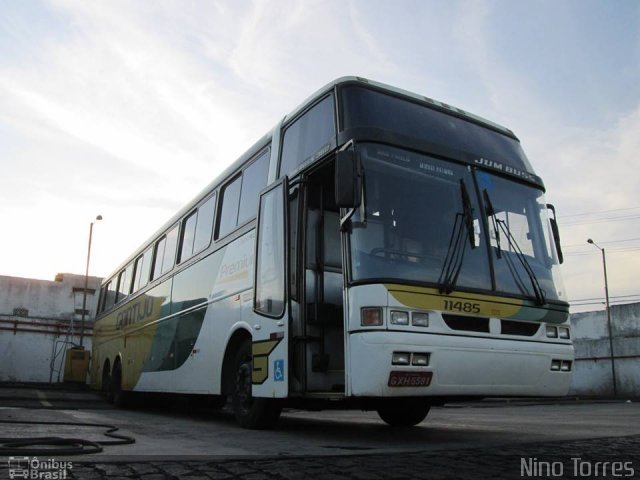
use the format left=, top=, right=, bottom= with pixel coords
left=0, top=384, right=638, bottom=479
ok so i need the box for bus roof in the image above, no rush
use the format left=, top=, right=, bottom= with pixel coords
left=284, top=76, right=516, bottom=139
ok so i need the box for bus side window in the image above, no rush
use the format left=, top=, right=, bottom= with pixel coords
left=103, top=280, right=116, bottom=311
left=216, top=174, right=242, bottom=239
left=279, top=94, right=335, bottom=177
left=193, top=193, right=215, bottom=253
left=216, top=150, right=270, bottom=240
left=237, top=150, right=269, bottom=224
left=179, top=192, right=217, bottom=263
left=97, top=285, right=106, bottom=313
left=116, top=263, right=133, bottom=303
left=179, top=210, right=198, bottom=263
left=151, top=236, right=166, bottom=281
left=132, top=247, right=152, bottom=292
left=162, top=226, right=179, bottom=274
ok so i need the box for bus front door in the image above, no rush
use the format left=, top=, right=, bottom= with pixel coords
left=252, top=180, right=289, bottom=398
left=300, top=163, right=346, bottom=394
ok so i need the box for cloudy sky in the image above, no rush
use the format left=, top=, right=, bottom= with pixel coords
left=1, top=0, right=638, bottom=312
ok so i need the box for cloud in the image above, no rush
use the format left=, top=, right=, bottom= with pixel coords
left=0, top=0, right=637, bottom=308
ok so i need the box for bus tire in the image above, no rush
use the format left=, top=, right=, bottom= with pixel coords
left=377, top=399, right=430, bottom=427
left=111, top=361, right=131, bottom=408
left=102, top=364, right=113, bottom=403
left=231, top=340, right=282, bottom=429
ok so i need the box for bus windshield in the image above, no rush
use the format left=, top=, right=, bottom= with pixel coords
left=348, top=144, right=567, bottom=303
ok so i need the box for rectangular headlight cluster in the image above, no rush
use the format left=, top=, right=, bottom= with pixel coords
left=392, top=351, right=430, bottom=366
left=389, top=310, right=429, bottom=327
left=550, top=359, right=572, bottom=372
left=546, top=326, right=571, bottom=339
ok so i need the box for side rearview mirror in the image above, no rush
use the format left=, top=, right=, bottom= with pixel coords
left=546, top=204, right=564, bottom=264
left=335, top=150, right=362, bottom=209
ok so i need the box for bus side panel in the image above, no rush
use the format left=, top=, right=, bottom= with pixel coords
left=132, top=231, right=256, bottom=393
left=91, top=279, right=172, bottom=391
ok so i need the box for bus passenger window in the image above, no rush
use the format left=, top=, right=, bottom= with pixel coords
left=216, top=175, right=241, bottom=239
left=162, top=226, right=179, bottom=274
left=193, top=194, right=215, bottom=253
left=116, top=264, right=133, bottom=302
left=238, top=151, right=269, bottom=224
left=103, top=280, right=116, bottom=310
left=132, top=247, right=152, bottom=292
left=280, top=95, right=335, bottom=177
left=151, top=237, right=166, bottom=281
left=179, top=210, right=198, bottom=263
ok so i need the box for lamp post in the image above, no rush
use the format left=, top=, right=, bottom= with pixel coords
left=80, top=215, right=102, bottom=347
left=586, top=238, right=617, bottom=396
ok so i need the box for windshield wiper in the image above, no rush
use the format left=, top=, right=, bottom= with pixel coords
left=483, top=190, right=546, bottom=306
left=438, top=181, right=476, bottom=294
left=482, top=189, right=501, bottom=258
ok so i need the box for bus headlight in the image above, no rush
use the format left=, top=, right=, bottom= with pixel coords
left=412, top=353, right=430, bottom=366
left=412, top=312, right=429, bottom=327
left=392, top=352, right=411, bottom=365
left=390, top=311, right=409, bottom=325
left=361, top=307, right=383, bottom=326
left=546, top=326, right=558, bottom=338
left=558, top=327, right=570, bottom=339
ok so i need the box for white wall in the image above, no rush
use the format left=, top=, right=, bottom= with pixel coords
left=569, top=303, right=640, bottom=397
left=0, top=329, right=91, bottom=383
left=0, top=273, right=101, bottom=319
left=0, top=273, right=100, bottom=383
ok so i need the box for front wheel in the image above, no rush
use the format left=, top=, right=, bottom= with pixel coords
left=232, top=340, right=282, bottom=429
left=377, top=399, right=430, bottom=427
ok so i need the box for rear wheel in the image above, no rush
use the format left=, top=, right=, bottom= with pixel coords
left=232, top=340, right=281, bottom=429
left=110, top=362, right=131, bottom=408
left=377, top=399, right=430, bottom=427
left=102, top=367, right=113, bottom=403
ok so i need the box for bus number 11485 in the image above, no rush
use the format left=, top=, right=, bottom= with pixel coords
left=443, top=300, right=481, bottom=314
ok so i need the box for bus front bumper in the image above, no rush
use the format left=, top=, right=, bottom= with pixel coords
left=348, top=331, right=573, bottom=398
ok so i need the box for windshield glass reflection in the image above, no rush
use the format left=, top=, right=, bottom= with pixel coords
left=349, top=144, right=491, bottom=291
left=348, top=143, right=567, bottom=303
left=476, top=171, right=566, bottom=302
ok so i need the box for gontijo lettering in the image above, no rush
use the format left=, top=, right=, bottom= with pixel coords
left=116, top=296, right=154, bottom=330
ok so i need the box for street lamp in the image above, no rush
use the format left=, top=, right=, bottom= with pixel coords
left=80, top=215, right=102, bottom=347
left=586, top=238, right=617, bottom=396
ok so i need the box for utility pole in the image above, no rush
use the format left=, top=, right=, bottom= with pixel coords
left=80, top=215, right=102, bottom=347
left=587, top=238, right=617, bottom=396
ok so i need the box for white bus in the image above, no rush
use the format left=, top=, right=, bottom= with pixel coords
left=91, top=77, right=573, bottom=429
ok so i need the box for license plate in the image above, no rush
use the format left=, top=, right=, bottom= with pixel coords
left=388, top=371, right=433, bottom=387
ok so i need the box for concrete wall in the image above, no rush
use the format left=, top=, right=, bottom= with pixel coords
left=569, top=302, right=640, bottom=397
left=0, top=273, right=101, bottom=320
left=0, top=273, right=101, bottom=383
left=0, top=328, right=91, bottom=382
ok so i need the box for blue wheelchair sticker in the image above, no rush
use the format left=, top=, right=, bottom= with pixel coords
left=274, top=359, right=284, bottom=382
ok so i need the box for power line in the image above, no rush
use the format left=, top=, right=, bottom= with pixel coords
left=561, top=214, right=640, bottom=227
left=562, top=237, right=640, bottom=248
left=564, top=247, right=640, bottom=256
left=559, top=206, right=640, bottom=219
left=571, top=299, right=640, bottom=307
left=570, top=293, right=640, bottom=303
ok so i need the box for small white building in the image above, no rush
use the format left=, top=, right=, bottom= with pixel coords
left=0, top=273, right=102, bottom=383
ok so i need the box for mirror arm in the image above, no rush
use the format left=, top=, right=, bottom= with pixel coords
left=340, top=208, right=356, bottom=233
left=546, top=204, right=564, bottom=264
